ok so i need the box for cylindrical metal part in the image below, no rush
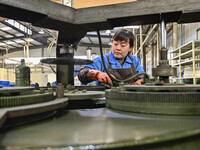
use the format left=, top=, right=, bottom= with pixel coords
left=15, top=59, right=30, bottom=86
left=57, top=64, right=74, bottom=86
left=159, top=76, right=169, bottom=83
left=156, top=25, right=160, bottom=66
left=60, top=44, right=74, bottom=54
left=161, top=19, right=167, bottom=48
left=160, top=47, right=168, bottom=60
left=56, top=83, right=64, bottom=98
left=86, top=47, right=92, bottom=60
left=56, top=44, right=75, bottom=86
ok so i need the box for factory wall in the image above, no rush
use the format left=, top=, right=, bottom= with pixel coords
left=4, top=47, right=56, bottom=58
left=2, top=45, right=102, bottom=86
left=167, top=23, right=200, bottom=50
left=145, top=22, right=200, bottom=79
left=4, top=46, right=101, bottom=58
left=166, top=23, right=200, bottom=65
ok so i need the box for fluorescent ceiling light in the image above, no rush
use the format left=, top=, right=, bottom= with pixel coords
left=14, top=40, right=24, bottom=43
left=123, top=25, right=140, bottom=29
left=6, top=41, right=16, bottom=44
left=105, top=30, right=111, bottom=34
left=39, top=29, right=44, bottom=34
left=4, top=35, right=14, bottom=38
left=15, top=33, right=24, bottom=37
left=133, top=25, right=140, bottom=29
left=108, top=42, right=112, bottom=45
left=24, top=38, right=34, bottom=42
left=87, top=32, right=96, bottom=35
left=0, top=27, right=12, bottom=31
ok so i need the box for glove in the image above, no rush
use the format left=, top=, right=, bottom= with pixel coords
left=135, top=80, right=142, bottom=85
left=87, top=70, right=112, bottom=86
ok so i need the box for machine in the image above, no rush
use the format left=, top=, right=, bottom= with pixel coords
left=0, top=0, right=200, bottom=149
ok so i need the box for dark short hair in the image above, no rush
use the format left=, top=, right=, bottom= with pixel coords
left=112, top=28, right=135, bottom=48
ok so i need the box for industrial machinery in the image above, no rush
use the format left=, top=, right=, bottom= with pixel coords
left=0, top=86, right=68, bottom=128
left=0, top=0, right=200, bottom=149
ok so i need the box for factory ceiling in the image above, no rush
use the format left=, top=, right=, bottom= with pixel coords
left=0, top=18, right=114, bottom=55
left=0, top=0, right=200, bottom=46
left=0, top=0, right=200, bottom=55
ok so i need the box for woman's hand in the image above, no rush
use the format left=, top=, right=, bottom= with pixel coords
left=87, top=70, right=113, bottom=86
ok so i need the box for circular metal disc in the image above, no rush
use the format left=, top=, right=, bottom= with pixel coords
left=0, top=87, right=34, bottom=95
left=64, top=91, right=105, bottom=100
left=1, top=108, right=200, bottom=149
left=123, top=84, right=200, bottom=92
left=40, top=58, right=93, bottom=65
left=106, top=88, right=200, bottom=115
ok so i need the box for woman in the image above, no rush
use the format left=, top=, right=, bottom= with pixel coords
left=78, top=28, right=144, bottom=86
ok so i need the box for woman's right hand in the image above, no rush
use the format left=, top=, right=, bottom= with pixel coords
left=87, top=70, right=113, bottom=86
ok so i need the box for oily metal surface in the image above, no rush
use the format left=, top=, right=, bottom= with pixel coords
left=1, top=108, right=200, bottom=149
left=123, top=85, right=200, bottom=92
left=64, top=91, right=105, bottom=100
left=40, top=58, right=93, bottom=65
left=106, top=88, right=200, bottom=115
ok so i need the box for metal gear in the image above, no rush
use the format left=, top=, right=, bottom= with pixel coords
left=106, top=85, right=200, bottom=115
left=0, top=92, right=54, bottom=108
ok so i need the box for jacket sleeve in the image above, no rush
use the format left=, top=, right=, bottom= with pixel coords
left=78, top=55, right=109, bottom=85
left=84, top=55, right=109, bottom=72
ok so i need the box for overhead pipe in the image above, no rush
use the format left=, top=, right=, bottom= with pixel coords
left=135, top=24, right=158, bottom=56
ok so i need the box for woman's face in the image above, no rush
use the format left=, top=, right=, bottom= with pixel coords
left=112, top=40, right=132, bottom=60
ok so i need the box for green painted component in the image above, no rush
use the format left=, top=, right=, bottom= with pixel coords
left=0, top=92, right=55, bottom=108
left=106, top=89, right=200, bottom=115
left=1, top=108, right=200, bottom=149
left=15, top=59, right=30, bottom=86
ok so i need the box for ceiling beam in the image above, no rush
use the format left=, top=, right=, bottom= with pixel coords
left=0, top=34, right=51, bottom=42
left=0, top=0, right=200, bottom=45
left=1, top=21, right=49, bottom=45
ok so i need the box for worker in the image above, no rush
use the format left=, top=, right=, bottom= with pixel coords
left=78, top=28, right=144, bottom=86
